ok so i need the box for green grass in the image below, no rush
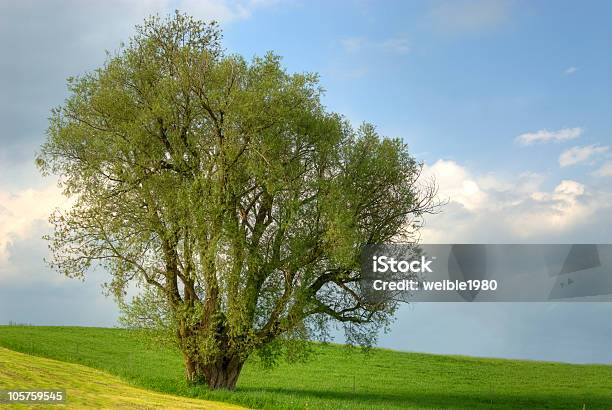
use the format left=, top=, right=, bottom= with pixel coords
left=1, top=326, right=611, bottom=409
left=0, top=347, right=244, bottom=409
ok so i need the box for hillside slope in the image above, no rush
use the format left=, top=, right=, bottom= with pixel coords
left=1, top=326, right=612, bottom=409
left=0, top=347, right=244, bottom=409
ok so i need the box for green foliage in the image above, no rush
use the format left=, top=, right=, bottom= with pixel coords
left=36, top=12, right=438, bottom=387
left=2, top=326, right=612, bottom=410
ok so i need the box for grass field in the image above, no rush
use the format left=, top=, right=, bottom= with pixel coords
left=1, top=326, right=611, bottom=409
left=0, top=347, right=244, bottom=409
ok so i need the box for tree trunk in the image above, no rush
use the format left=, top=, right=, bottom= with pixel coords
left=183, top=352, right=244, bottom=390
left=202, top=356, right=244, bottom=390
left=183, top=353, right=202, bottom=384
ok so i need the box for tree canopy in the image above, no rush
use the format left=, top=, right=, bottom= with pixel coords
left=37, top=12, right=438, bottom=389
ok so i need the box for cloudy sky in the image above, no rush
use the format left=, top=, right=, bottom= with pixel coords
left=1, top=0, right=612, bottom=363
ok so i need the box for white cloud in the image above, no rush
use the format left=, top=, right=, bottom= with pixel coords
left=340, top=37, right=367, bottom=53
left=525, top=180, right=593, bottom=233
left=340, top=35, right=410, bottom=55
left=0, top=184, right=67, bottom=265
left=564, top=66, right=578, bottom=75
left=553, top=179, right=585, bottom=196
left=558, top=145, right=609, bottom=167
left=420, top=160, right=610, bottom=243
left=428, top=0, right=512, bottom=34
left=478, top=171, right=547, bottom=195
left=593, top=161, right=612, bottom=177
left=422, top=160, right=487, bottom=211
left=515, top=127, right=582, bottom=145
left=380, top=36, right=411, bottom=54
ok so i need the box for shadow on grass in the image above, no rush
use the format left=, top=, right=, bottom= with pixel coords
left=238, top=386, right=606, bottom=409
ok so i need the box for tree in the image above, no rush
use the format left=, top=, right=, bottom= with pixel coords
left=37, top=12, right=438, bottom=390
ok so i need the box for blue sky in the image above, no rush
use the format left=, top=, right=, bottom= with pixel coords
left=221, top=0, right=612, bottom=178
left=1, top=0, right=612, bottom=364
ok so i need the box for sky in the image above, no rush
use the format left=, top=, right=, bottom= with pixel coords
left=1, top=0, right=612, bottom=364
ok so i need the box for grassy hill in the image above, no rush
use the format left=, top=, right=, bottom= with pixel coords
left=0, top=347, right=243, bottom=409
left=1, top=326, right=611, bottom=409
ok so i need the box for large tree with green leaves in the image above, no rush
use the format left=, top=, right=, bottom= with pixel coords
left=37, top=13, right=437, bottom=390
